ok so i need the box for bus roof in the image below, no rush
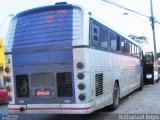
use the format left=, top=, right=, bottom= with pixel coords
left=14, top=3, right=73, bottom=19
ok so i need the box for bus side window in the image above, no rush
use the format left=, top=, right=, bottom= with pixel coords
left=91, top=22, right=100, bottom=47
left=137, top=47, right=140, bottom=57
left=124, top=40, right=130, bottom=54
left=135, top=46, right=139, bottom=57
left=110, top=32, right=117, bottom=51
left=132, top=44, right=135, bottom=56
left=101, top=27, right=109, bottom=49
left=129, top=42, right=132, bottom=55
left=121, top=38, right=125, bottom=53
left=116, top=35, right=121, bottom=51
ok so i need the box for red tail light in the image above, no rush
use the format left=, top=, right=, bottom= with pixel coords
left=5, top=76, right=11, bottom=83
left=5, top=67, right=11, bottom=73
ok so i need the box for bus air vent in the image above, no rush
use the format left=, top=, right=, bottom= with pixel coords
left=95, top=73, right=103, bottom=96
left=57, top=72, right=72, bottom=97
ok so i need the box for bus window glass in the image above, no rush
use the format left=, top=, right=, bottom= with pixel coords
left=124, top=40, right=130, bottom=54
left=132, top=44, right=135, bottom=56
left=110, top=32, right=117, bottom=51
left=121, top=38, right=125, bottom=52
left=101, top=27, right=109, bottom=48
left=12, top=8, right=82, bottom=46
left=116, top=35, right=120, bottom=51
left=91, top=22, right=100, bottom=46
left=137, top=47, right=140, bottom=57
left=5, top=19, right=17, bottom=52
left=129, top=43, right=132, bottom=55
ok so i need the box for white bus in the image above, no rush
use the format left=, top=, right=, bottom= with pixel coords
left=5, top=2, right=143, bottom=114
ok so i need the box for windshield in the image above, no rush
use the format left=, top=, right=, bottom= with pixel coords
left=6, top=6, right=82, bottom=48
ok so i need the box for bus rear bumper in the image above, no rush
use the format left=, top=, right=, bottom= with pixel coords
left=8, top=102, right=95, bottom=114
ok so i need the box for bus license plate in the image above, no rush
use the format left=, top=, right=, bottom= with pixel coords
left=36, top=89, right=51, bottom=96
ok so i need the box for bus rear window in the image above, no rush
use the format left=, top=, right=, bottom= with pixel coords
left=8, top=7, right=82, bottom=46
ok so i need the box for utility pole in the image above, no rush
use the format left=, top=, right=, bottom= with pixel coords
left=150, top=0, right=158, bottom=69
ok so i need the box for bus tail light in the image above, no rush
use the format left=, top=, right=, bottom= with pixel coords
left=77, top=62, right=84, bottom=69
left=5, top=76, right=11, bottom=83
left=79, top=93, right=86, bottom=101
left=78, top=83, right=86, bottom=90
left=5, top=67, right=11, bottom=73
left=6, top=85, right=12, bottom=92
left=77, top=73, right=85, bottom=80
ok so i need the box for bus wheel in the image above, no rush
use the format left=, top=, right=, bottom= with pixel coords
left=109, top=82, right=120, bottom=111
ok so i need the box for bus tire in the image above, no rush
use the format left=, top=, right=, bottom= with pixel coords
left=138, top=74, right=143, bottom=91
left=109, top=82, right=120, bottom=111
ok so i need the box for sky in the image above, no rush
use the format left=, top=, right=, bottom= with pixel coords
left=0, top=0, right=160, bottom=53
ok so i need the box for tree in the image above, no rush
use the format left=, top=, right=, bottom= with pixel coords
left=128, top=34, right=148, bottom=46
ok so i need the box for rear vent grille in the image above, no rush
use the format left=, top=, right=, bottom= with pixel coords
left=16, top=75, right=29, bottom=98
left=95, top=73, right=103, bottom=96
left=57, top=72, right=73, bottom=97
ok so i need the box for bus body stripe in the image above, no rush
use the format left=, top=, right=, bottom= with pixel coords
left=8, top=106, right=94, bottom=111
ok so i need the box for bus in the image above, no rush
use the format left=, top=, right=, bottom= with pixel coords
left=5, top=2, right=143, bottom=114
left=0, top=39, right=8, bottom=104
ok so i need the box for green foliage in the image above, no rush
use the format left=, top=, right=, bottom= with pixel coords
left=128, top=34, right=148, bottom=45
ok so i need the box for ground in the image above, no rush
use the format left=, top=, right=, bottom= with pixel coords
left=0, top=82, right=160, bottom=120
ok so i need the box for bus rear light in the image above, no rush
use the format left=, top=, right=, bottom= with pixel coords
left=5, top=76, right=11, bottom=83
left=78, top=83, right=85, bottom=90
left=8, top=95, right=12, bottom=101
left=77, top=62, right=84, bottom=69
left=6, top=86, right=12, bottom=92
left=5, top=67, right=11, bottom=73
left=79, top=94, right=86, bottom=101
left=77, top=73, right=85, bottom=80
